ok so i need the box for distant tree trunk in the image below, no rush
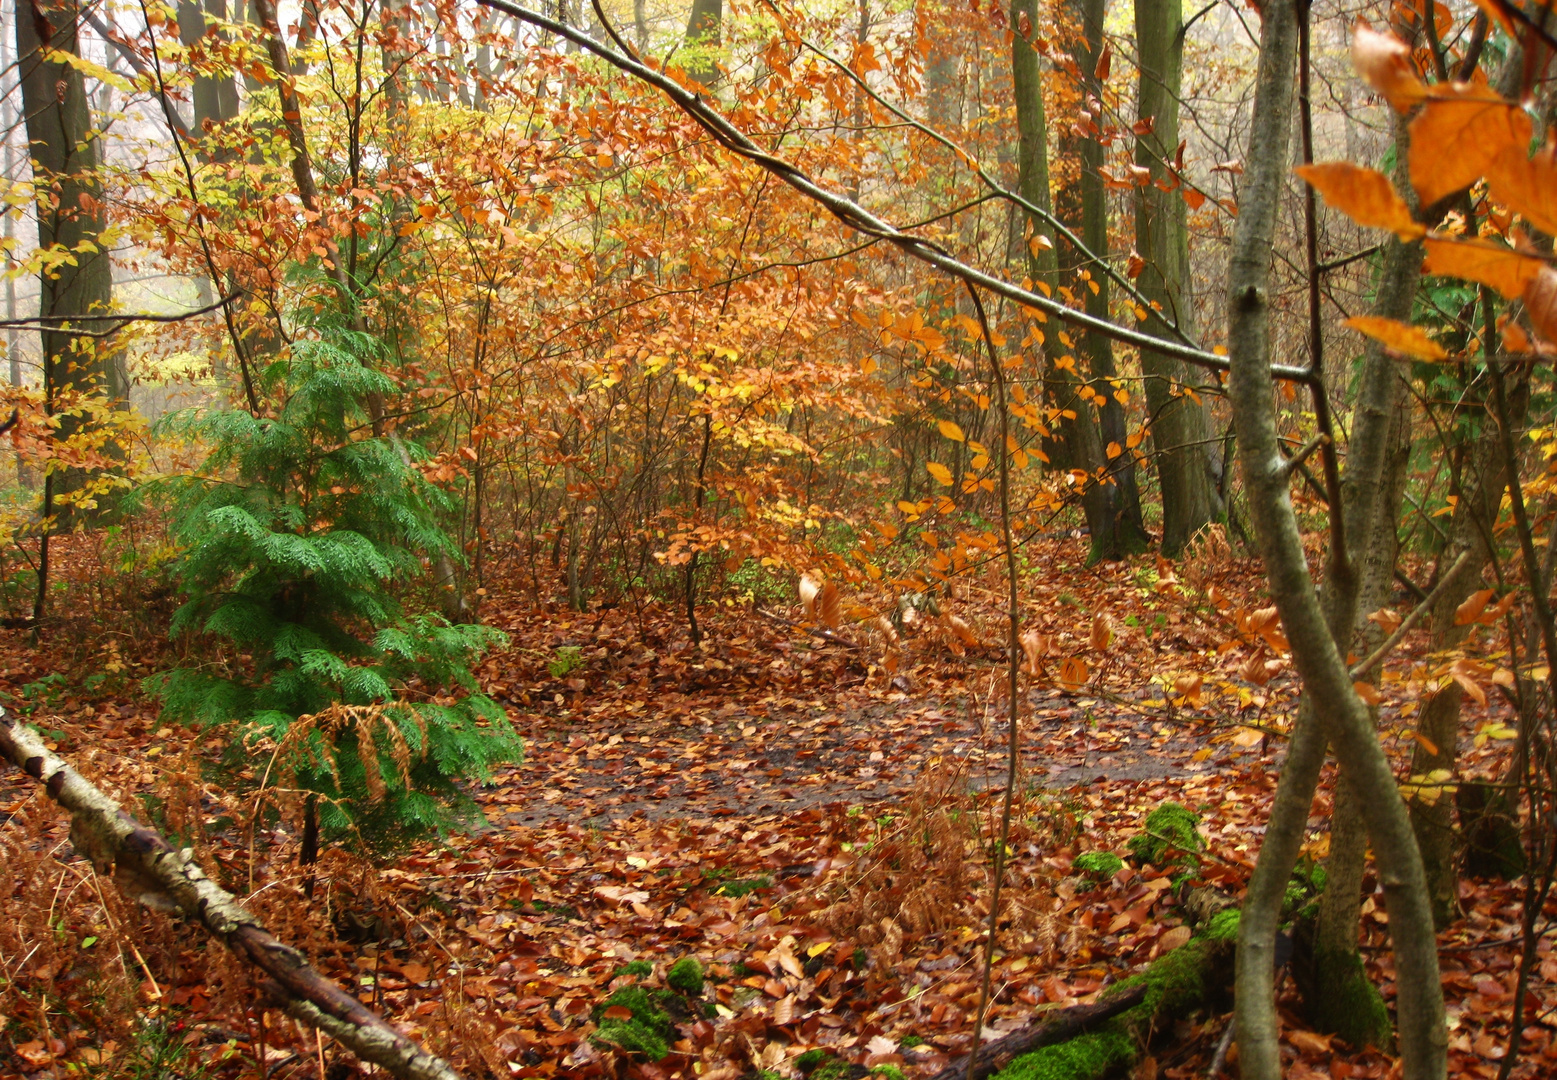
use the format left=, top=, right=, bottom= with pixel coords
left=1133, top=0, right=1219, bottom=555
left=1011, top=0, right=1105, bottom=512
left=16, top=0, right=122, bottom=568
left=1058, top=0, right=1149, bottom=561
left=683, top=0, right=720, bottom=87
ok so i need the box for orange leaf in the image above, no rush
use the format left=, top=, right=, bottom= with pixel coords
left=1524, top=266, right=1557, bottom=343
left=1344, top=316, right=1447, bottom=361
left=1090, top=613, right=1113, bottom=651
left=798, top=574, right=822, bottom=619
left=1240, top=648, right=1273, bottom=686
left=1488, top=142, right=1557, bottom=237
left=820, top=581, right=841, bottom=629
left=1294, top=163, right=1423, bottom=240
left=1423, top=237, right=1544, bottom=300
left=1094, top=44, right=1111, bottom=82
left=1409, top=87, right=1531, bottom=206
left=1351, top=20, right=1427, bottom=112
left=938, top=419, right=965, bottom=442
left=1058, top=656, right=1089, bottom=692
left=1411, top=729, right=1441, bottom=757
left=1452, top=671, right=1487, bottom=707
left=604, top=1005, right=635, bottom=1021
left=1454, top=588, right=1495, bottom=626
left=1353, top=681, right=1382, bottom=706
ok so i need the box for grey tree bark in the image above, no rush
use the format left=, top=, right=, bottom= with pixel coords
left=16, top=0, right=122, bottom=591
left=1224, top=4, right=1445, bottom=1079
left=1133, top=0, right=1220, bottom=556
left=1055, top=0, right=1149, bottom=562
left=1012, top=0, right=1106, bottom=507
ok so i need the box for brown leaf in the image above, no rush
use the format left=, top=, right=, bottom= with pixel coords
left=1090, top=612, right=1113, bottom=651
left=820, top=581, right=841, bottom=628
left=1367, top=606, right=1403, bottom=634
left=1488, top=142, right=1557, bottom=236
left=604, top=1005, right=635, bottom=1020
left=1452, top=671, right=1488, bottom=707
left=1158, top=925, right=1192, bottom=952
left=1351, top=20, right=1427, bottom=112
left=1288, top=1029, right=1334, bottom=1056
left=945, top=613, right=979, bottom=646
left=1094, top=44, right=1111, bottom=82
left=1058, top=656, right=1089, bottom=692
left=1524, top=266, right=1557, bottom=343
left=1344, top=315, right=1447, bottom=361
left=1454, top=588, right=1495, bottom=626
left=1240, top=648, right=1273, bottom=686
left=1294, top=163, right=1423, bottom=240
left=798, top=574, right=821, bottom=620
left=1423, top=237, right=1544, bottom=300
left=1409, top=87, right=1531, bottom=205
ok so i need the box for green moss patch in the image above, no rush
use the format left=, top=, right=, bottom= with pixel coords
left=1126, top=803, right=1203, bottom=873
left=1310, top=947, right=1392, bottom=1051
left=1072, top=851, right=1124, bottom=881
left=668, top=955, right=705, bottom=994
left=991, top=1030, right=1135, bottom=1080
left=591, top=985, right=673, bottom=1060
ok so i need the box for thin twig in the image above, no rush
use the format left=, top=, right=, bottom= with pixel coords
left=1351, top=548, right=1474, bottom=680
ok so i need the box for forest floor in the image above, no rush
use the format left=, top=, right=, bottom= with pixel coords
left=1, top=533, right=1554, bottom=1080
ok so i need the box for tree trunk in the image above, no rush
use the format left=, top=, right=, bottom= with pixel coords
left=1058, top=0, right=1149, bottom=562
left=1133, top=0, right=1219, bottom=556
left=1012, top=0, right=1106, bottom=514
left=1223, top=4, right=1446, bottom=1079
left=16, top=0, right=123, bottom=528
left=683, top=0, right=720, bottom=87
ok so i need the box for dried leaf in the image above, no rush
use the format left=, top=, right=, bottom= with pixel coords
left=820, top=581, right=841, bottom=629
left=1452, top=671, right=1488, bottom=707
left=1090, top=613, right=1114, bottom=651
left=945, top=613, right=979, bottom=646
left=1409, top=86, right=1531, bottom=206
left=1423, top=237, right=1544, bottom=300
left=1366, top=606, right=1403, bottom=634
left=1058, top=656, right=1089, bottom=691
left=1240, top=648, right=1273, bottom=686
left=1294, top=162, right=1424, bottom=240
left=1524, top=266, right=1557, bottom=343
left=1351, top=20, right=1427, bottom=112
left=1454, top=588, right=1495, bottom=626
left=798, top=574, right=821, bottom=620
left=1488, top=141, right=1557, bottom=237
left=1344, top=316, right=1447, bottom=361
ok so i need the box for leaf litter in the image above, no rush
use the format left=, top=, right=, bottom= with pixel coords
left=0, top=534, right=1553, bottom=1080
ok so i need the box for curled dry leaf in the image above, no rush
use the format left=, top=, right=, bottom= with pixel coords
left=820, top=580, right=841, bottom=628
left=1090, top=612, right=1114, bottom=652
left=1524, top=266, right=1557, bottom=344
left=1173, top=672, right=1203, bottom=705
left=1409, top=86, right=1531, bottom=206
left=944, top=613, right=979, bottom=646
left=1423, top=237, right=1544, bottom=301
left=873, top=615, right=899, bottom=647
left=1344, top=315, right=1447, bottom=361
left=1058, top=655, right=1089, bottom=692
left=1240, top=648, right=1273, bottom=686
left=1366, top=605, right=1404, bottom=635
left=1020, top=628, right=1048, bottom=675
left=1454, top=588, right=1495, bottom=626
left=798, top=574, right=822, bottom=620
left=1294, top=162, right=1424, bottom=240
left=1351, top=20, right=1427, bottom=112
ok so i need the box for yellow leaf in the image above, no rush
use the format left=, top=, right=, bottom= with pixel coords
left=1344, top=316, right=1447, bottom=361
left=1423, top=237, right=1544, bottom=300
left=938, top=419, right=965, bottom=442
left=1409, top=86, right=1531, bottom=206
left=927, top=462, right=953, bottom=486
left=1294, top=162, right=1424, bottom=240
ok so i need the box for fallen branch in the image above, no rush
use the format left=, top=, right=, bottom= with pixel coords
left=924, top=982, right=1149, bottom=1080
left=753, top=605, right=863, bottom=650
left=0, top=712, right=465, bottom=1080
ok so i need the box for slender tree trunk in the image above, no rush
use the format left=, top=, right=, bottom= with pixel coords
left=1133, top=0, right=1219, bottom=555
left=1224, top=5, right=1445, bottom=1079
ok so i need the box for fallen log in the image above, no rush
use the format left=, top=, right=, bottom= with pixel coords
left=0, top=712, right=466, bottom=1080
left=924, top=982, right=1149, bottom=1080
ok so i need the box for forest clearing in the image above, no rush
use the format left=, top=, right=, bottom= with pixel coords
left=2, top=1, right=1557, bottom=1079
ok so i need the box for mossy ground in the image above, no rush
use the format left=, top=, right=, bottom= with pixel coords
left=1126, top=802, right=1203, bottom=873
left=1072, top=851, right=1124, bottom=880
left=591, top=985, right=673, bottom=1060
